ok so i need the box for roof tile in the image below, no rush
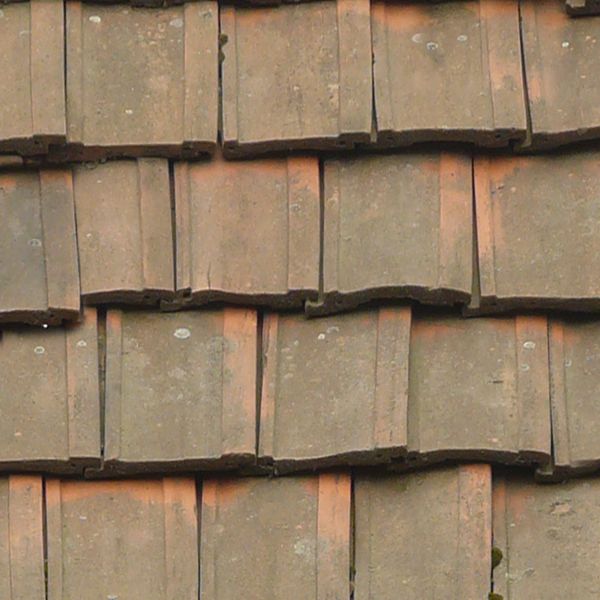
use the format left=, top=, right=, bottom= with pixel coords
left=103, top=308, right=257, bottom=474
left=201, top=473, right=350, bottom=600
left=260, top=307, right=411, bottom=471
left=355, top=465, right=491, bottom=600
left=65, top=1, right=218, bottom=159
left=372, top=0, right=526, bottom=147
left=74, top=159, right=175, bottom=303
left=0, top=168, right=80, bottom=325
left=174, top=155, right=319, bottom=308
left=46, top=478, right=198, bottom=600
left=221, top=0, right=372, bottom=156
left=0, top=309, right=100, bottom=471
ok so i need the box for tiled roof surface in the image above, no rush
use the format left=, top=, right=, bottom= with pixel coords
left=2, top=0, right=600, bottom=597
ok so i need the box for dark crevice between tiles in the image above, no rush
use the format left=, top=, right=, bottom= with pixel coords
left=168, top=160, right=178, bottom=293
left=469, top=155, right=482, bottom=310
left=317, top=158, right=326, bottom=303
left=97, top=308, right=107, bottom=457
left=368, top=11, right=378, bottom=146
left=255, top=311, right=264, bottom=459
left=349, top=473, right=356, bottom=600
left=196, top=477, right=203, bottom=600
left=42, top=477, right=49, bottom=599
left=217, top=3, right=225, bottom=146
left=516, top=0, right=534, bottom=151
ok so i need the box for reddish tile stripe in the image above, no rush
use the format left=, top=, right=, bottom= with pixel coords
left=259, top=313, right=279, bottom=459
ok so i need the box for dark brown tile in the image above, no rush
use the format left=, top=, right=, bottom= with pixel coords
left=566, top=0, right=600, bottom=15
left=174, top=156, right=319, bottom=308
left=355, top=465, right=491, bottom=600
left=74, top=160, right=174, bottom=304
left=102, top=308, right=256, bottom=474
left=201, top=473, right=350, bottom=600
left=221, top=0, right=372, bottom=157
left=46, top=478, right=198, bottom=600
left=372, top=0, right=526, bottom=148
left=309, top=152, right=472, bottom=315
left=66, top=2, right=218, bottom=159
left=260, top=308, right=411, bottom=471
left=0, top=309, right=100, bottom=472
left=0, top=168, right=80, bottom=325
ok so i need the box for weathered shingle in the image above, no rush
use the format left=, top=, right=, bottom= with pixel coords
left=0, top=0, right=65, bottom=155
left=66, top=2, right=218, bottom=159
left=372, top=0, right=526, bottom=147
left=0, top=168, right=80, bottom=324
left=221, top=0, right=372, bottom=156
left=522, top=0, right=600, bottom=148
left=0, top=476, right=44, bottom=600
left=103, top=308, right=256, bottom=474
left=260, top=308, right=411, bottom=471
left=201, top=473, right=350, bottom=600
left=174, top=156, right=319, bottom=308
left=473, top=153, right=600, bottom=312
left=355, top=465, right=491, bottom=600
left=46, top=478, right=198, bottom=600
left=0, top=309, right=100, bottom=471
left=309, top=152, right=472, bottom=315
left=74, top=160, right=175, bottom=304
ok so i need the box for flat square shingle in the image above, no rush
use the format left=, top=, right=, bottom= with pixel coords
left=103, top=308, right=257, bottom=474
left=74, top=160, right=175, bottom=304
left=408, top=313, right=551, bottom=466
left=46, top=478, right=198, bottom=600
left=309, top=152, right=472, bottom=315
left=474, top=153, right=600, bottom=312
left=0, top=309, right=100, bottom=472
left=372, top=0, right=526, bottom=147
left=0, top=476, right=45, bottom=600
left=221, top=0, right=372, bottom=156
left=66, top=2, right=218, bottom=159
left=260, top=307, right=411, bottom=471
left=522, top=0, right=600, bottom=148
left=0, top=0, right=65, bottom=155
left=201, top=473, right=350, bottom=600
left=174, top=156, right=319, bottom=308
left=355, top=465, right=491, bottom=600
left=0, top=168, right=79, bottom=324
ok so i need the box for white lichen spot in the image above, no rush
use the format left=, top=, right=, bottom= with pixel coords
left=107, top=595, right=119, bottom=600
left=169, top=17, right=183, bottom=28
left=326, top=326, right=339, bottom=334
left=523, top=341, right=536, bottom=350
left=0, top=9, right=4, bottom=18
left=317, top=333, right=326, bottom=341
left=34, top=346, right=45, bottom=355
left=174, top=327, right=191, bottom=339
left=28, top=238, right=42, bottom=247
left=14, top=431, right=22, bottom=437
left=562, top=41, right=570, bottom=48
left=564, top=359, right=573, bottom=367
left=426, top=42, right=438, bottom=51
left=411, top=33, right=424, bottom=43
left=519, top=363, right=530, bottom=372
left=42, top=323, right=49, bottom=329
left=125, top=109, right=133, bottom=115
left=457, top=34, right=468, bottom=42
left=77, top=340, right=88, bottom=348
left=89, top=15, right=101, bottom=24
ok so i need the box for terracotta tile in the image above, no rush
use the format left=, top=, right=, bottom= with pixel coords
left=74, top=160, right=175, bottom=304
left=473, top=153, right=600, bottom=312
left=0, top=168, right=80, bottom=325
left=309, top=152, right=472, bottom=315
left=493, top=472, right=600, bottom=599
left=407, top=313, right=551, bottom=466
left=201, top=473, right=350, bottom=600
left=372, top=0, right=526, bottom=148
left=0, top=476, right=44, bottom=600
left=355, top=465, right=491, bottom=600
left=259, top=308, right=411, bottom=471
left=221, top=0, right=372, bottom=157
left=174, top=156, right=319, bottom=308
left=566, top=0, right=600, bottom=15
left=522, top=0, right=600, bottom=148
left=66, top=2, right=218, bottom=159
left=0, top=309, right=100, bottom=472
left=103, top=308, right=256, bottom=474
left=89, top=0, right=185, bottom=5
left=0, top=0, right=65, bottom=155
left=46, top=478, right=198, bottom=600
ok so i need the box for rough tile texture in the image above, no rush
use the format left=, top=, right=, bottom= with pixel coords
left=201, top=473, right=350, bottom=600
left=260, top=308, right=411, bottom=471
left=522, top=0, right=600, bottom=148
left=66, top=2, right=218, bottom=159
left=0, top=169, right=80, bottom=325
left=407, top=314, right=551, bottom=465
left=372, top=0, right=526, bottom=147
left=46, top=478, right=198, bottom=600
left=103, top=308, right=256, bottom=474
left=566, top=0, right=600, bottom=15
left=0, top=476, right=45, bottom=600
left=309, top=152, right=472, bottom=315
left=74, top=160, right=175, bottom=304
left=0, top=0, right=65, bottom=155
left=493, top=473, right=600, bottom=599
left=474, top=153, right=600, bottom=312
left=174, top=156, right=319, bottom=308
left=221, top=0, right=372, bottom=156
left=0, top=309, right=100, bottom=472
left=355, top=465, right=491, bottom=600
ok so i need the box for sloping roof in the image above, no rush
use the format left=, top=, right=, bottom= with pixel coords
left=2, top=0, right=600, bottom=598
